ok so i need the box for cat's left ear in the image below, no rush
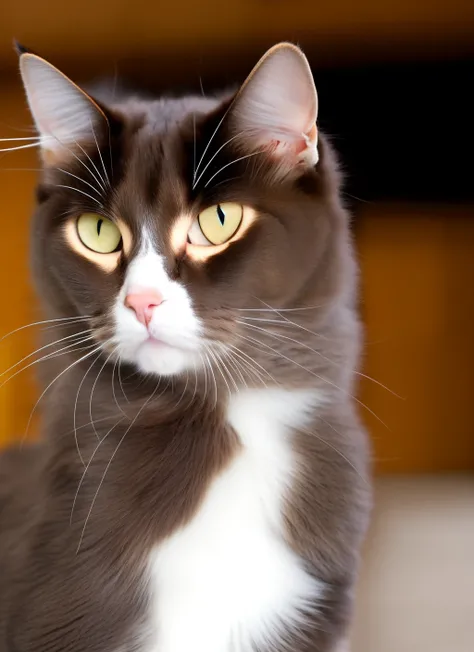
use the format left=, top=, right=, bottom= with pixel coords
left=18, top=48, right=108, bottom=163
left=230, top=43, right=319, bottom=167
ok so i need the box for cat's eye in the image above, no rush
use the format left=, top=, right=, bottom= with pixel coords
left=188, top=203, right=243, bottom=246
left=76, top=214, right=122, bottom=254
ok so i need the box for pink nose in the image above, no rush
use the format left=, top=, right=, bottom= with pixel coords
left=124, top=290, right=163, bottom=327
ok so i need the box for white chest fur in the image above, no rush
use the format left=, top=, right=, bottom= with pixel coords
left=144, top=388, right=325, bottom=652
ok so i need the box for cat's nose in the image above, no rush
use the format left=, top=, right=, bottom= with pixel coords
left=124, top=290, right=163, bottom=327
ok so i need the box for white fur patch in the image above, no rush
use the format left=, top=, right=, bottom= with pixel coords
left=114, top=230, right=202, bottom=376
left=144, top=388, right=325, bottom=652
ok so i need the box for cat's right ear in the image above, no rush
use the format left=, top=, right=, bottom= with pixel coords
left=228, top=43, right=319, bottom=172
left=18, top=49, right=108, bottom=164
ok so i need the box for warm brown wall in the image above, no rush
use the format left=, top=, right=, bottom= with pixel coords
left=357, top=205, right=474, bottom=473
left=1, top=0, right=474, bottom=74
left=0, top=82, right=473, bottom=472
left=0, top=89, right=38, bottom=447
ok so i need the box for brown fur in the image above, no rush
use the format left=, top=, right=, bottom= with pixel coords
left=0, top=53, right=371, bottom=651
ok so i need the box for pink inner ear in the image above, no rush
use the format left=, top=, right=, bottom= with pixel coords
left=266, top=123, right=318, bottom=163
left=296, top=123, right=318, bottom=154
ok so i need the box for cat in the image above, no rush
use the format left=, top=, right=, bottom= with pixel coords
left=0, top=42, right=371, bottom=652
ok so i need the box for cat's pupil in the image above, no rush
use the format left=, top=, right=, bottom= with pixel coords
left=97, top=219, right=103, bottom=236
left=217, top=205, right=225, bottom=226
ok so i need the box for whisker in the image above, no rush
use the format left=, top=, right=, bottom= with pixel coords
left=57, top=168, right=103, bottom=199
left=227, top=344, right=271, bottom=389
left=74, top=350, right=104, bottom=466
left=111, top=353, right=128, bottom=417
left=0, top=315, right=91, bottom=343
left=238, top=330, right=389, bottom=430
left=90, top=119, right=110, bottom=189
left=211, top=176, right=241, bottom=190
left=192, top=132, right=241, bottom=189
left=200, top=354, right=209, bottom=407
left=54, top=135, right=107, bottom=196
left=236, top=354, right=269, bottom=388
left=192, top=113, right=197, bottom=178
left=255, top=299, right=400, bottom=393
left=0, top=136, right=41, bottom=142
left=224, top=348, right=263, bottom=388
left=70, top=416, right=126, bottom=524
left=217, top=346, right=246, bottom=388
left=107, top=114, right=113, bottom=182
left=23, top=344, right=102, bottom=443
left=72, top=138, right=108, bottom=195
left=215, top=347, right=239, bottom=393
left=199, top=76, right=206, bottom=97
left=203, top=352, right=218, bottom=409
left=225, top=342, right=276, bottom=385
left=174, top=369, right=190, bottom=409
left=238, top=319, right=351, bottom=367
left=76, top=379, right=164, bottom=553
left=0, top=123, right=37, bottom=134
left=0, top=329, right=92, bottom=379
left=205, top=345, right=231, bottom=399
left=240, top=318, right=401, bottom=398
left=298, top=422, right=369, bottom=487
left=193, top=101, right=235, bottom=180
left=189, top=357, right=200, bottom=409
left=255, top=298, right=333, bottom=341
left=40, top=129, right=107, bottom=196
left=0, top=142, right=42, bottom=153
left=237, top=307, right=321, bottom=313
left=0, top=335, right=95, bottom=392
left=59, top=413, right=121, bottom=442
left=89, top=349, right=116, bottom=439
left=55, top=184, right=104, bottom=208
left=239, top=317, right=295, bottom=325
left=117, top=359, right=130, bottom=404
left=204, top=150, right=265, bottom=188
left=42, top=317, right=92, bottom=332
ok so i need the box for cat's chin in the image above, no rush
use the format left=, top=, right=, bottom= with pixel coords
left=134, top=338, right=194, bottom=376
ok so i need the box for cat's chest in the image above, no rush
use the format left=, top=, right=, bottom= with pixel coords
left=142, top=388, right=324, bottom=652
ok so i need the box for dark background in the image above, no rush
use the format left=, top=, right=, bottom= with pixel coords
left=118, top=54, right=473, bottom=204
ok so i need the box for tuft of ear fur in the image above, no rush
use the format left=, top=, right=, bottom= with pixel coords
left=18, top=52, right=108, bottom=161
left=230, top=43, right=319, bottom=168
left=13, top=40, right=32, bottom=56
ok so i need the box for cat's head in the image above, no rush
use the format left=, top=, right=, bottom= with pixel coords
left=19, top=43, right=349, bottom=382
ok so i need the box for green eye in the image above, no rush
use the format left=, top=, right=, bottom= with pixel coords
left=76, top=214, right=122, bottom=254
left=188, top=203, right=243, bottom=246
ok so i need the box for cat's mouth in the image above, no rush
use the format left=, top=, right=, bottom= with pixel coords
left=141, top=335, right=183, bottom=353
left=129, top=332, right=201, bottom=376
left=142, top=328, right=201, bottom=353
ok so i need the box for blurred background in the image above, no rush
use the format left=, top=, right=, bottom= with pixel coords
left=0, top=2, right=473, bottom=650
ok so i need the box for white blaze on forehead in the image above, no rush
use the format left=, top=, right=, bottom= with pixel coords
left=122, top=230, right=170, bottom=296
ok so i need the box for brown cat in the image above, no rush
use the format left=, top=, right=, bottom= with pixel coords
left=0, top=42, right=371, bottom=652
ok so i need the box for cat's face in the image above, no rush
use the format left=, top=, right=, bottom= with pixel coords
left=22, top=44, right=346, bottom=380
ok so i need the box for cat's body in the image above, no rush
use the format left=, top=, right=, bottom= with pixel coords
left=0, top=44, right=371, bottom=651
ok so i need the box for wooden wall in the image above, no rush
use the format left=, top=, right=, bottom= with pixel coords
left=0, top=81, right=473, bottom=472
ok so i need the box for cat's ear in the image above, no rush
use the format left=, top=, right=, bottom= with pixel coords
left=230, top=43, right=319, bottom=167
left=18, top=50, right=108, bottom=162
